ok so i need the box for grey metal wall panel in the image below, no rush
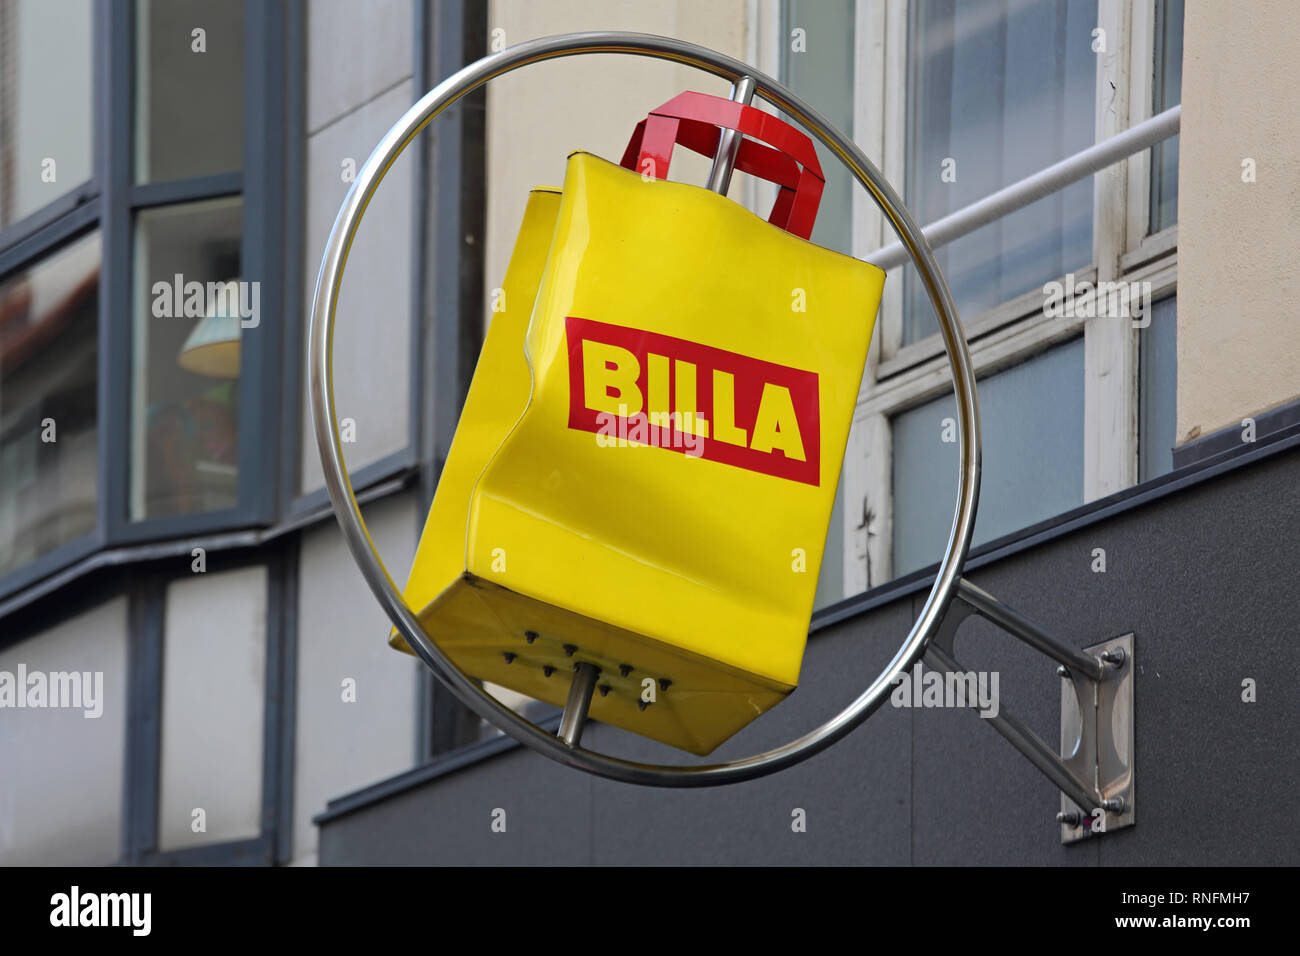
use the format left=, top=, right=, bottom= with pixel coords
left=581, top=599, right=915, bottom=867
left=319, top=741, right=593, bottom=866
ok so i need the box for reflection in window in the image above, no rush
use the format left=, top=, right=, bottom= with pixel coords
left=1139, top=296, right=1177, bottom=481
left=0, top=232, right=99, bottom=576
left=131, top=197, right=243, bottom=520
left=0, top=0, right=94, bottom=228
left=135, top=0, right=244, bottom=184
left=891, top=338, right=1085, bottom=578
left=1149, top=0, right=1184, bottom=234
left=904, top=0, right=1097, bottom=344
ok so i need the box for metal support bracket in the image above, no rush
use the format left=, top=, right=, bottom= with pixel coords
left=924, top=579, right=1135, bottom=843
left=1059, top=633, right=1135, bottom=843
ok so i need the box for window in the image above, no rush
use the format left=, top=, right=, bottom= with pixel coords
left=903, top=0, right=1096, bottom=344
left=0, top=0, right=287, bottom=598
left=126, top=1, right=249, bottom=528
left=131, top=197, right=244, bottom=521
left=134, top=0, right=244, bottom=184
left=159, top=565, right=267, bottom=850
left=763, top=0, right=1183, bottom=592
left=781, top=0, right=856, bottom=260
left=892, top=339, right=1085, bottom=576
left=0, top=596, right=129, bottom=865
left=0, top=0, right=98, bottom=586
left=1149, top=0, right=1184, bottom=234
left=0, top=232, right=100, bottom=577
left=118, top=552, right=294, bottom=865
left=0, top=0, right=94, bottom=230
left=0, top=0, right=392, bottom=868
left=1138, top=295, right=1177, bottom=480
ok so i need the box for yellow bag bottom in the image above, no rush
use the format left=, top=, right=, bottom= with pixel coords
left=391, top=578, right=792, bottom=756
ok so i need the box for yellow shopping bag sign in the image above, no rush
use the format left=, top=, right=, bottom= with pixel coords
left=395, top=92, right=885, bottom=754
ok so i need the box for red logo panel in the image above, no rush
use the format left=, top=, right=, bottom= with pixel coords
left=566, top=316, right=821, bottom=485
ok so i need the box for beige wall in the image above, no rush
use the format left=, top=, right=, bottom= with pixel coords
left=484, top=0, right=749, bottom=318
left=1176, top=0, right=1300, bottom=441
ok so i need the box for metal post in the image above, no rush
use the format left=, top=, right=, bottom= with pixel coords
left=558, top=662, right=599, bottom=747
left=957, top=579, right=1105, bottom=681
left=705, top=75, right=756, bottom=195
left=869, top=104, right=1181, bottom=271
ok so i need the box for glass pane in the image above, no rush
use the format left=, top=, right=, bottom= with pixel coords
left=0, top=231, right=100, bottom=577
left=1149, top=0, right=1184, bottom=234
left=782, top=0, right=856, bottom=257
left=0, top=0, right=94, bottom=228
left=1139, top=296, right=1177, bottom=481
left=135, top=0, right=244, bottom=184
left=892, top=338, right=1085, bottom=578
left=781, top=0, right=856, bottom=607
left=159, top=566, right=266, bottom=850
left=904, top=0, right=1097, bottom=344
left=131, top=197, right=244, bottom=521
left=0, top=597, right=128, bottom=865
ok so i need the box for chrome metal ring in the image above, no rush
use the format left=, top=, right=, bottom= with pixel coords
left=308, top=32, right=981, bottom=787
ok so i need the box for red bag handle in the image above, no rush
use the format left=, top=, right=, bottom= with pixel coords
left=618, top=91, right=825, bottom=240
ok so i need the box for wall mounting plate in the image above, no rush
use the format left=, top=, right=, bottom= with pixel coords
left=1060, top=633, right=1134, bottom=843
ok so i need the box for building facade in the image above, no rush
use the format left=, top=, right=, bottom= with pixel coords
left=2, top=0, right=1297, bottom=866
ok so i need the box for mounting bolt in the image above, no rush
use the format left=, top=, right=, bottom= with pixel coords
left=1056, top=811, right=1082, bottom=826
left=598, top=684, right=611, bottom=697
left=637, top=699, right=650, bottom=711
left=618, top=664, right=632, bottom=678
left=658, top=678, right=672, bottom=692
left=1101, top=797, right=1125, bottom=813
left=1099, top=648, right=1126, bottom=667
left=563, top=644, right=577, bottom=657
left=524, top=630, right=538, bottom=644
left=502, top=652, right=516, bottom=664
left=542, top=665, right=555, bottom=677
left=1057, top=665, right=1070, bottom=678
